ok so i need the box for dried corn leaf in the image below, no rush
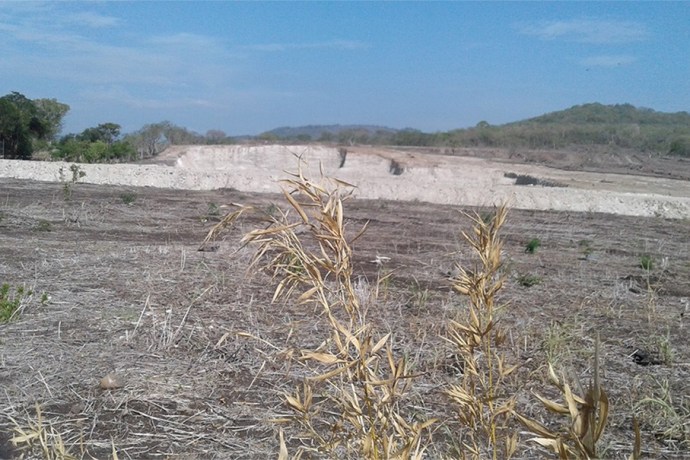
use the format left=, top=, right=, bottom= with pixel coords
left=514, top=412, right=558, bottom=438
left=278, top=429, right=289, bottom=460
left=535, top=393, right=570, bottom=415
left=371, top=333, right=391, bottom=355
left=301, top=351, right=343, bottom=365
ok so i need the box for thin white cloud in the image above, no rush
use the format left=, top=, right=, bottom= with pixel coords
left=0, top=7, right=238, bottom=90
left=148, top=33, right=222, bottom=49
left=80, top=86, right=223, bottom=110
left=580, top=55, right=637, bottom=68
left=518, top=19, right=649, bottom=44
left=244, top=39, right=368, bottom=52
left=68, top=12, right=120, bottom=28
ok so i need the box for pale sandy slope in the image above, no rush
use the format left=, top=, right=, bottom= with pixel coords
left=1, top=144, right=689, bottom=218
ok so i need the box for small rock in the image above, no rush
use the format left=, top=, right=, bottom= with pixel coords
left=99, top=373, right=124, bottom=390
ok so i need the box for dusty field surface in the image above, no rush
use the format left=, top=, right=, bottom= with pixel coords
left=1, top=172, right=688, bottom=458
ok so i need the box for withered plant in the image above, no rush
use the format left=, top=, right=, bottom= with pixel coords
left=9, top=404, right=77, bottom=460
left=514, top=336, right=640, bottom=460
left=444, top=204, right=519, bottom=459
left=242, top=165, right=435, bottom=459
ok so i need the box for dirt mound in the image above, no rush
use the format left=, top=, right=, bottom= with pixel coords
left=1, top=144, right=689, bottom=218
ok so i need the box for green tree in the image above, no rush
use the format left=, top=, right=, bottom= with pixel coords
left=78, top=123, right=120, bottom=144
left=669, top=135, right=690, bottom=157
left=125, top=123, right=166, bottom=158
left=33, top=98, right=70, bottom=141
left=55, top=122, right=136, bottom=163
left=0, top=92, right=70, bottom=158
left=0, top=98, right=31, bottom=159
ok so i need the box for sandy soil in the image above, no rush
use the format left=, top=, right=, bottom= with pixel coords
left=1, top=144, right=689, bottom=218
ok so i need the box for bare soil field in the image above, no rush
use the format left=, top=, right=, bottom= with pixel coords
left=0, top=147, right=689, bottom=459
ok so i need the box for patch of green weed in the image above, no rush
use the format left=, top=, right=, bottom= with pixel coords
left=1, top=284, right=30, bottom=323
left=640, top=255, right=654, bottom=271
left=120, top=192, right=137, bottom=205
left=525, top=238, right=541, bottom=254
left=517, top=273, right=542, bottom=287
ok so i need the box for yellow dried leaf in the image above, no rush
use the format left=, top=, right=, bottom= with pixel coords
left=336, top=199, right=343, bottom=230
left=535, top=393, right=570, bottom=414
left=285, top=394, right=304, bottom=412
left=284, top=190, right=308, bottom=224
left=278, top=429, right=288, bottom=460
left=514, top=412, right=558, bottom=438
left=502, top=363, right=520, bottom=377
left=563, top=383, right=580, bottom=422
left=417, top=418, right=439, bottom=431
left=307, top=362, right=354, bottom=382
left=297, top=286, right=319, bottom=304
left=529, top=437, right=563, bottom=455
left=11, top=431, right=40, bottom=444
left=548, top=363, right=561, bottom=386
left=595, top=387, right=609, bottom=441
left=301, top=351, right=342, bottom=364
left=371, top=333, right=391, bottom=354
left=506, top=432, right=518, bottom=458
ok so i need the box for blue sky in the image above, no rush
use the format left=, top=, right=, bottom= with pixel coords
left=1, top=1, right=688, bottom=136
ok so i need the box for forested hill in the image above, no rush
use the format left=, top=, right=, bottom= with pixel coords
left=261, top=124, right=398, bottom=140
left=514, top=103, right=690, bottom=127
left=486, top=103, right=690, bottom=155
left=260, top=103, right=690, bottom=157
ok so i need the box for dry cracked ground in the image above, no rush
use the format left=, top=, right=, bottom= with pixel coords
left=0, top=146, right=689, bottom=459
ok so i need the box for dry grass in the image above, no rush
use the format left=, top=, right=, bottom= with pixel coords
left=239, top=164, right=436, bottom=458
left=228, top=165, right=660, bottom=459
left=1, top=176, right=688, bottom=459
left=8, top=404, right=77, bottom=460
left=514, top=337, right=627, bottom=459
left=444, top=205, right=519, bottom=459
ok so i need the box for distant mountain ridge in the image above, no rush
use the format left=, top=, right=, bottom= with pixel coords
left=512, top=103, right=690, bottom=126
left=251, top=103, right=690, bottom=156
left=260, top=104, right=690, bottom=138
left=262, top=124, right=399, bottom=139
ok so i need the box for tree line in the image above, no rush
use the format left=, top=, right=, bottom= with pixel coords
left=263, top=103, right=690, bottom=157
left=0, top=92, right=234, bottom=163
left=2, top=93, right=689, bottom=162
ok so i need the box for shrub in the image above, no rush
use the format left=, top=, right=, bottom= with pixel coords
left=578, top=239, right=593, bottom=259
left=669, top=135, right=690, bottom=157
left=515, top=337, right=620, bottom=459
left=35, top=220, right=52, bottom=232
left=58, top=164, right=86, bottom=200
left=525, top=238, right=541, bottom=254
left=0, top=283, right=30, bottom=323
left=518, top=273, right=542, bottom=287
left=640, top=255, right=654, bottom=271
left=120, top=192, right=137, bottom=205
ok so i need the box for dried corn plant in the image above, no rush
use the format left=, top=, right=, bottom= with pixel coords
left=9, top=404, right=77, bottom=460
left=445, top=205, right=519, bottom=459
left=199, top=204, right=252, bottom=251
left=242, top=165, right=435, bottom=459
left=513, top=336, right=637, bottom=460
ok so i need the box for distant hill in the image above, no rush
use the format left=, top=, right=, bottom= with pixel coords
left=487, top=103, right=690, bottom=155
left=249, top=104, right=690, bottom=156
left=512, top=103, right=690, bottom=126
left=260, top=124, right=399, bottom=140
